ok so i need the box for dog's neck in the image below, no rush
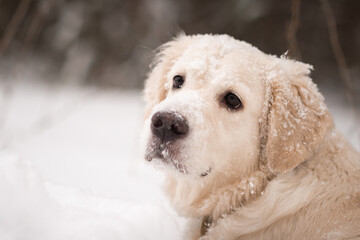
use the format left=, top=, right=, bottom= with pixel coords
left=166, top=132, right=347, bottom=238
left=164, top=167, right=274, bottom=224
left=165, top=163, right=321, bottom=239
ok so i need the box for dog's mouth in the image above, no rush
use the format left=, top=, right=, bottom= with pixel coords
left=145, top=138, right=188, bottom=174
left=145, top=137, right=213, bottom=177
left=200, top=167, right=212, bottom=177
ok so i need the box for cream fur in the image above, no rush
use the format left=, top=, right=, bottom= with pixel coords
left=142, top=34, right=360, bottom=240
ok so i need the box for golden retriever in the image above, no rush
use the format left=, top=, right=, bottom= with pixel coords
left=141, top=34, right=360, bottom=240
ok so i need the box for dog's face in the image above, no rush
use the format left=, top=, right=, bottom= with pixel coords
left=142, top=34, right=332, bottom=182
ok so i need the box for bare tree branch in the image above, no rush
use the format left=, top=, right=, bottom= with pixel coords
left=319, top=0, right=354, bottom=106
left=24, top=1, right=52, bottom=52
left=287, top=0, right=302, bottom=59
left=0, top=0, right=32, bottom=57
left=25, top=7, right=43, bottom=49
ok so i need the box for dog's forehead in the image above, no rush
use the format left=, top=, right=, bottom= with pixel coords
left=170, top=37, right=237, bottom=75
left=167, top=37, right=263, bottom=89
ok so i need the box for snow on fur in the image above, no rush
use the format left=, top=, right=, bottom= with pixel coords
left=0, top=69, right=358, bottom=239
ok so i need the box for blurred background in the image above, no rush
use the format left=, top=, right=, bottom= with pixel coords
left=0, top=0, right=359, bottom=239
left=0, top=0, right=359, bottom=88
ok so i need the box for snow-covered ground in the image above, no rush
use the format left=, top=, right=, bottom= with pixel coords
left=0, top=80, right=186, bottom=240
left=0, top=80, right=359, bottom=240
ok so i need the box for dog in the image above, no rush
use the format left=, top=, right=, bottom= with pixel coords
left=141, top=34, right=360, bottom=239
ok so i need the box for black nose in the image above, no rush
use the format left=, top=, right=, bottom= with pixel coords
left=151, top=111, right=188, bottom=143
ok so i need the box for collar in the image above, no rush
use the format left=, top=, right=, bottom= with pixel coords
left=200, top=215, right=212, bottom=237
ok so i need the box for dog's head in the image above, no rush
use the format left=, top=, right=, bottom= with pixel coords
left=142, top=34, right=333, bottom=181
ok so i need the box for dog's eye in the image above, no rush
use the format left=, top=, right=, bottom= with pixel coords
left=224, top=92, right=243, bottom=110
left=173, top=75, right=184, bottom=89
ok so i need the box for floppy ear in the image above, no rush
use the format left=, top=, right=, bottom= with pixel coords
left=265, top=59, right=333, bottom=174
left=143, top=34, right=188, bottom=119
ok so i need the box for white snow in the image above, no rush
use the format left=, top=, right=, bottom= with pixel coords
left=0, top=79, right=358, bottom=240
left=0, top=80, right=186, bottom=240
